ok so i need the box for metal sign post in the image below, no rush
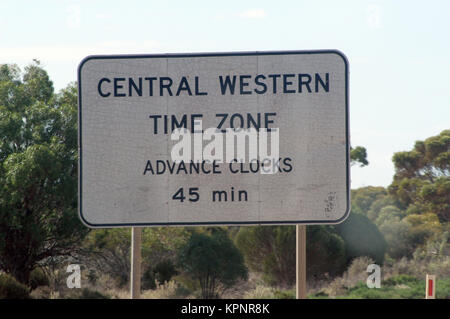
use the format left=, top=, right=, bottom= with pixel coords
left=130, top=227, right=142, bottom=299
left=296, top=225, right=307, bottom=299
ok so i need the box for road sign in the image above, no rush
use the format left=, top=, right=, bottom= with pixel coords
left=78, top=50, right=350, bottom=227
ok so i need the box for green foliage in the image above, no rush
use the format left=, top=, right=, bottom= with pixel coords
left=375, top=205, right=404, bottom=226
left=141, top=227, right=190, bottom=271
left=235, top=226, right=295, bottom=286
left=173, top=272, right=200, bottom=294
left=346, top=282, right=398, bottom=299
left=379, top=218, right=412, bottom=259
left=80, top=228, right=131, bottom=287
left=335, top=213, right=387, bottom=265
left=29, top=268, right=49, bottom=290
left=435, top=278, right=450, bottom=299
left=0, top=272, right=31, bottom=299
left=80, top=227, right=189, bottom=288
left=66, top=287, right=111, bottom=299
left=22, top=60, right=54, bottom=103
left=351, top=186, right=388, bottom=217
left=243, top=285, right=277, bottom=299
left=318, top=271, right=450, bottom=299
left=0, top=62, right=88, bottom=284
left=236, top=222, right=385, bottom=286
left=141, top=280, right=189, bottom=299
left=142, top=268, right=157, bottom=290
left=350, top=130, right=450, bottom=260
left=308, top=291, right=329, bottom=299
left=389, top=130, right=450, bottom=222
left=142, top=259, right=178, bottom=290
left=154, top=259, right=178, bottom=284
left=405, top=213, right=442, bottom=245
left=419, top=229, right=450, bottom=260
left=273, top=289, right=295, bottom=299
left=344, top=276, right=450, bottom=299
left=382, top=274, right=419, bottom=286
left=178, top=229, right=248, bottom=299
left=235, top=225, right=350, bottom=285
left=307, top=226, right=347, bottom=279
left=350, top=146, right=369, bottom=167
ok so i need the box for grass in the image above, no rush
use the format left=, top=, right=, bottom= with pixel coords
left=309, top=275, right=450, bottom=299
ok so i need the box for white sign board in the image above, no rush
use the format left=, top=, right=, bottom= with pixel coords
left=78, top=51, right=350, bottom=227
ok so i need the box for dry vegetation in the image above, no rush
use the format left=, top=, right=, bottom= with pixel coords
left=24, top=252, right=450, bottom=299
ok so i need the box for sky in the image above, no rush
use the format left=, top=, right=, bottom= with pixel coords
left=1, top=0, right=449, bottom=189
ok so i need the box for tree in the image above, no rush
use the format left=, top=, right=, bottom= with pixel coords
left=80, top=227, right=189, bottom=288
left=404, top=213, right=443, bottom=247
left=306, top=226, right=347, bottom=279
left=235, top=226, right=295, bottom=286
left=0, top=62, right=88, bottom=284
left=235, top=225, right=347, bottom=285
left=366, top=194, right=397, bottom=222
left=351, top=186, right=387, bottom=216
left=389, top=130, right=450, bottom=222
left=379, top=217, right=412, bottom=259
left=350, top=146, right=369, bottom=167
left=178, top=229, right=247, bottom=298
left=334, top=213, right=387, bottom=265
left=374, top=205, right=404, bottom=227
left=79, top=228, right=131, bottom=287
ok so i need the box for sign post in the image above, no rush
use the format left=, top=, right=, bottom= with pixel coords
left=130, top=227, right=142, bottom=299
left=296, top=225, right=307, bottom=299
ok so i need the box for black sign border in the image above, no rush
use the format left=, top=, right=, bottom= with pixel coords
left=78, top=50, right=350, bottom=228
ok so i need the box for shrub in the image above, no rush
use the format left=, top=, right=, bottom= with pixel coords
left=429, top=257, right=450, bottom=278
left=335, top=213, right=387, bottom=264
left=178, top=229, right=248, bottom=299
left=236, top=225, right=349, bottom=286
left=309, top=290, right=329, bottom=299
left=375, top=205, right=404, bottom=226
left=243, top=285, right=276, bottom=299
left=80, top=288, right=110, bottom=299
left=351, top=187, right=387, bottom=217
left=0, top=273, right=31, bottom=299
left=307, top=226, right=347, bottom=279
left=29, top=268, right=49, bottom=290
left=325, top=273, right=450, bottom=299
left=346, top=282, right=396, bottom=299
left=142, top=267, right=157, bottom=290
left=30, top=286, right=52, bottom=299
left=436, top=278, right=450, bottom=299
left=66, top=287, right=110, bottom=299
left=379, top=219, right=413, bottom=259
left=141, top=280, right=188, bottom=299
left=383, top=274, right=419, bottom=286
left=273, top=289, right=295, bottom=299
left=86, top=269, right=99, bottom=285
left=154, top=259, right=178, bottom=284
left=143, top=259, right=179, bottom=290
left=344, top=256, right=375, bottom=288
left=235, top=226, right=295, bottom=286
left=323, top=256, right=374, bottom=297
